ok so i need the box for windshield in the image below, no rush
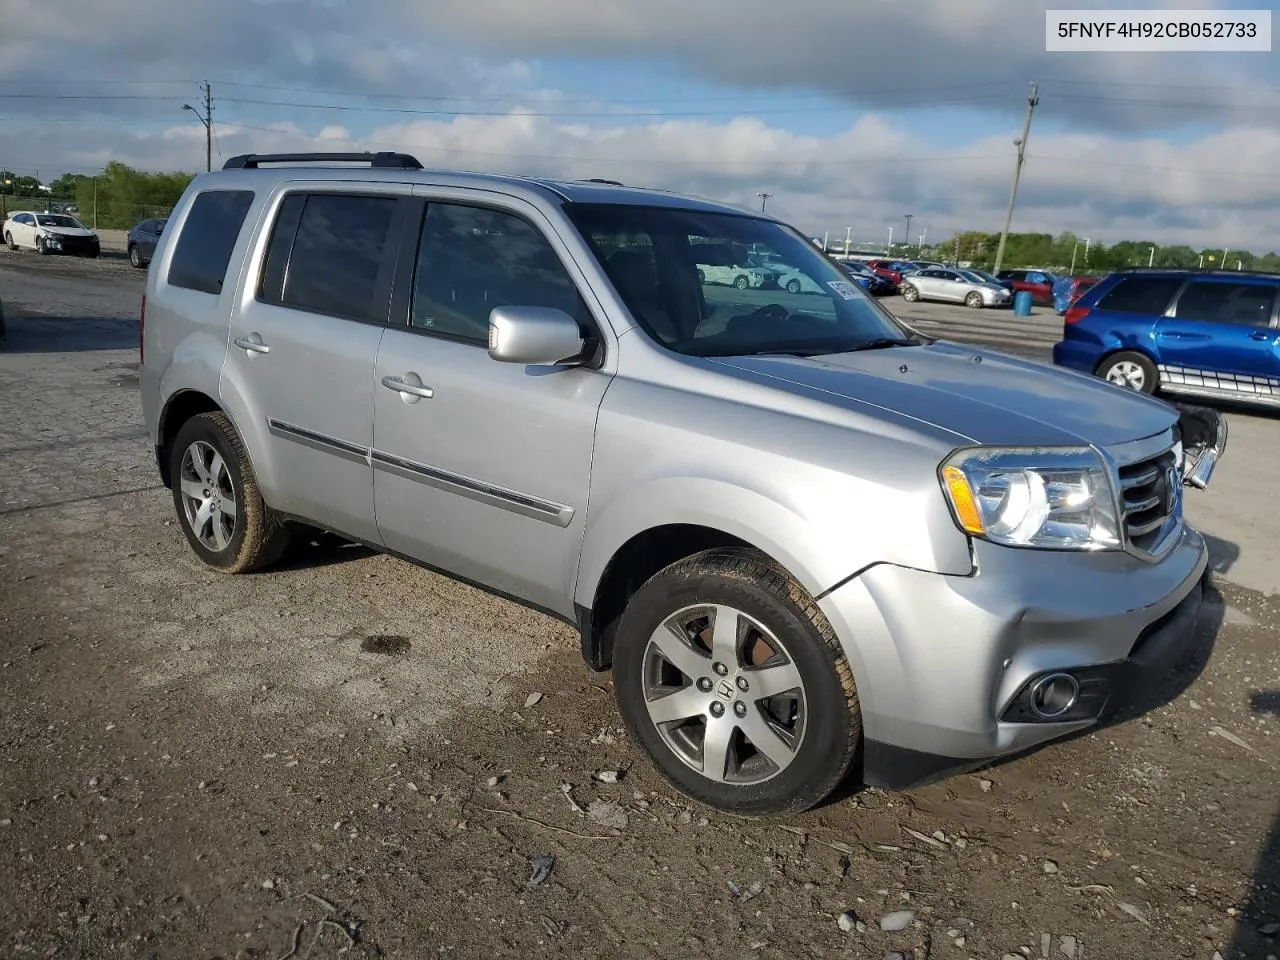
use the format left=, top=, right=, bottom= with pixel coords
left=565, top=204, right=910, bottom=357
left=36, top=214, right=84, bottom=229
left=958, top=270, right=990, bottom=284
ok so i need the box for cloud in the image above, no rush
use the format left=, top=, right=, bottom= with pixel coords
left=6, top=107, right=1276, bottom=250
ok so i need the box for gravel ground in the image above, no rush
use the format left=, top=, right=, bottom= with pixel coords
left=1, top=250, right=1278, bottom=960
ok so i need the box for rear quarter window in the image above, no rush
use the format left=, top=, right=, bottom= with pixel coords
left=167, top=189, right=256, bottom=295
left=1095, top=276, right=1184, bottom=316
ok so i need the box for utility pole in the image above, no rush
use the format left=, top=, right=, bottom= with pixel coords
left=756, top=192, right=772, bottom=213
left=184, top=81, right=213, bottom=172
left=886, top=227, right=893, bottom=254
left=919, top=225, right=929, bottom=252
left=992, top=82, right=1039, bottom=276
left=953, top=235, right=960, bottom=267
left=844, top=226, right=852, bottom=256
left=1148, top=245, right=1155, bottom=267
left=903, top=214, right=913, bottom=255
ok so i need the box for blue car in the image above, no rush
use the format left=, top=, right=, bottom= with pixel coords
left=1052, top=268, right=1280, bottom=407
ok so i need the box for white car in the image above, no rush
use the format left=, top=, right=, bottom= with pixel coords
left=3, top=210, right=101, bottom=257
left=695, top=262, right=774, bottom=290
left=902, top=268, right=1011, bottom=309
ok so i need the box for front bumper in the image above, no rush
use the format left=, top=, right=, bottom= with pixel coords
left=42, top=233, right=100, bottom=256
left=818, top=524, right=1209, bottom=790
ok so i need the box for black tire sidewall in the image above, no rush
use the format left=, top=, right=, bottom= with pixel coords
left=613, top=556, right=858, bottom=815
left=169, top=415, right=252, bottom=569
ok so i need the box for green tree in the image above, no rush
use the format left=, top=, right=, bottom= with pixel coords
left=72, top=162, right=195, bottom=229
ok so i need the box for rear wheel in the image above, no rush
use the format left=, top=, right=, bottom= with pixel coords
left=169, top=412, right=291, bottom=573
left=1096, top=350, right=1157, bottom=394
left=902, top=284, right=920, bottom=302
left=612, top=549, right=861, bottom=815
left=3, top=232, right=14, bottom=251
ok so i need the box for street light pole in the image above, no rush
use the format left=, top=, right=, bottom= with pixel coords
left=903, top=214, right=913, bottom=255
left=756, top=192, right=773, bottom=213
left=183, top=81, right=213, bottom=172
left=844, top=226, right=852, bottom=256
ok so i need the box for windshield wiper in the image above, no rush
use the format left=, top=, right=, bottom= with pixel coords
left=845, top=337, right=923, bottom=352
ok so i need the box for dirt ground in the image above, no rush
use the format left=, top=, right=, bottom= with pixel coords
left=2, top=250, right=1278, bottom=960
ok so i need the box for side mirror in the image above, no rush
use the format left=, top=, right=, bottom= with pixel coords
left=488, top=306, right=586, bottom=366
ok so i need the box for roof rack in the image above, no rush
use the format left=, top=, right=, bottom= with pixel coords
left=581, top=178, right=625, bottom=186
left=1114, top=266, right=1280, bottom=279
left=222, top=152, right=424, bottom=170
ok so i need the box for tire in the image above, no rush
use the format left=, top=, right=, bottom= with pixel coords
left=696, top=269, right=705, bottom=284
left=902, top=284, right=920, bottom=302
left=36, top=237, right=49, bottom=255
left=3, top=232, right=14, bottom=251
left=129, top=245, right=143, bottom=268
left=733, top=275, right=750, bottom=290
left=169, top=411, right=291, bottom=573
left=1095, top=350, right=1158, bottom=395
left=965, top=291, right=984, bottom=309
left=785, top=279, right=802, bottom=294
left=612, top=548, right=861, bottom=816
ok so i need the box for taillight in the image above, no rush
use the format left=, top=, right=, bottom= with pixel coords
left=1064, top=304, right=1091, bottom=325
left=139, top=294, right=146, bottom=363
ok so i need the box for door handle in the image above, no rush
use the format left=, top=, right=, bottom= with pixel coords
left=381, top=375, right=434, bottom=399
left=1250, top=331, right=1271, bottom=341
left=233, top=335, right=270, bottom=355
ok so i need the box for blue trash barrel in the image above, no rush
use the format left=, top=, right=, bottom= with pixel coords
left=1013, top=290, right=1033, bottom=316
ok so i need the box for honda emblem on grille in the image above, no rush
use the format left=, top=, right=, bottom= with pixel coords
left=1164, top=463, right=1181, bottom=515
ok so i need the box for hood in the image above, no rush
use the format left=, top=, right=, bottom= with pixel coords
left=710, top=339, right=1176, bottom=448
left=41, top=226, right=95, bottom=238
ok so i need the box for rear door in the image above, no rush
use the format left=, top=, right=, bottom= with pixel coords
left=1156, top=277, right=1280, bottom=399
left=221, top=184, right=411, bottom=543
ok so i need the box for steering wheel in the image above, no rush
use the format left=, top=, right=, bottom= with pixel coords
left=752, top=303, right=789, bottom=321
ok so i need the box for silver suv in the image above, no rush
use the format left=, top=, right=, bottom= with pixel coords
left=139, top=152, right=1226, bottom=815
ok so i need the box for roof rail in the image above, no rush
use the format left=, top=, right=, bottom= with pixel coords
left=222, top=151, right=424, bottom=170
left=582, top=178, right=625, bottom=186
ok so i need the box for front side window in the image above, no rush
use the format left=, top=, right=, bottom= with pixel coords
left=1175, top=280, right=1277, bottom=328
left=565, top=204, right=910, bottom=357
left=410, top=202, right=590, bottom=344
left=168, top=189, right=255, bottom=295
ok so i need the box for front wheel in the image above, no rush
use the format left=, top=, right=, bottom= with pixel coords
left=733, top=275, right=750, bottom=290
left=612, top=549, right=861, bottom=816
left=169, top=412, right=291, bottom=573
left=965, top=291, right=984, bottom=308
left=129, top=245, right=143, bottom=268
left=785, top=279, right=802, bottom=294
left=36, top=237, right=50, bottom=255
left=1096, top=350, right=1158, bottom=394
left=902, top=284, right=920, bottom=302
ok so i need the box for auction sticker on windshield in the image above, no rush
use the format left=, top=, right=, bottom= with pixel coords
left=1046, top=9, right=1271, bottom=51
left=827, top=280, right=861, bottom=300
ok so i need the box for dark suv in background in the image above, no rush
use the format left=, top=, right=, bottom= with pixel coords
left=1053, top=268, right=1280, bottom=409
left=127, top=217, right=168, bottom=268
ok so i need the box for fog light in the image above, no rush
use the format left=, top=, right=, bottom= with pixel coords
left=1028, top=673, right=1080, bottom=719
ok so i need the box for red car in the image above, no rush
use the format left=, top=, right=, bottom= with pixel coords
left=863, top=259, right=906, bottom=286
left=995, top=268, right=1058, bottom=306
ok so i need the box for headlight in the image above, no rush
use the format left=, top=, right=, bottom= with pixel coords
left=940, top=447, right=1120, bottom=550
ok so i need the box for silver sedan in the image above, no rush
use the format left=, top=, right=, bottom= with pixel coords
left=902, top=268, right=1012, bottom=309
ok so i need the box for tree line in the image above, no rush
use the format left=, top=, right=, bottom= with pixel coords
left=0, top=163, right=194, bottom=230
left=930, top=230, right=1280, bottom=275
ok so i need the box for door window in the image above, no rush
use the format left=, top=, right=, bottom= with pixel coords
left=410, top=202, right=591, bottom=345
left=1174, top=281, right=1277, bottom=328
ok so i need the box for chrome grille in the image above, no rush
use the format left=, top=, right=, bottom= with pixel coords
left=1118, top=449, right=1180, bottom=555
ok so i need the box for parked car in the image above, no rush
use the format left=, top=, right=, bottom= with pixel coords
left=141, top=152, right=1225, bottom=816
left=838, top=260, right=897, bottom=296
left=863, top=259, right=906, bottom=285
left=1053, top=267, right=1280, bottom=406
left=966, top=268, right=1010, bottom=289
left=1053, top=275, right=1099, bottom=315
left=2, top=210, right=100, bottom=257
left=996, top=268, right=1057, bottom=306
left=695, top=259, right=774, bottom=290
left=128, top=217, right=168, bottom=268
left=902, top=268, right=1013, bottom=309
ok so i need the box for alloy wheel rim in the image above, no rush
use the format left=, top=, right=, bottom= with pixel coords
left=178, top=440, right=238, bottom=551
left=641, top=604, right=807, bottom=785
left=1106, top=361, right=1146, bottom=391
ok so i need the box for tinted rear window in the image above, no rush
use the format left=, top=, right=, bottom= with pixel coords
left=167, top=190, right=255, bottom=295
left=1095, top=276, right=1183, bottom=315
left=277, top=193, right=400, bottom=323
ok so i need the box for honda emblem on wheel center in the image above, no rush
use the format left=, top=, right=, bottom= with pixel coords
left=716, top=679, right=735, bottom=701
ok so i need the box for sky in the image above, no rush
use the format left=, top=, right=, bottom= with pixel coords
left=0, top=0, right=1277, bottom=251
